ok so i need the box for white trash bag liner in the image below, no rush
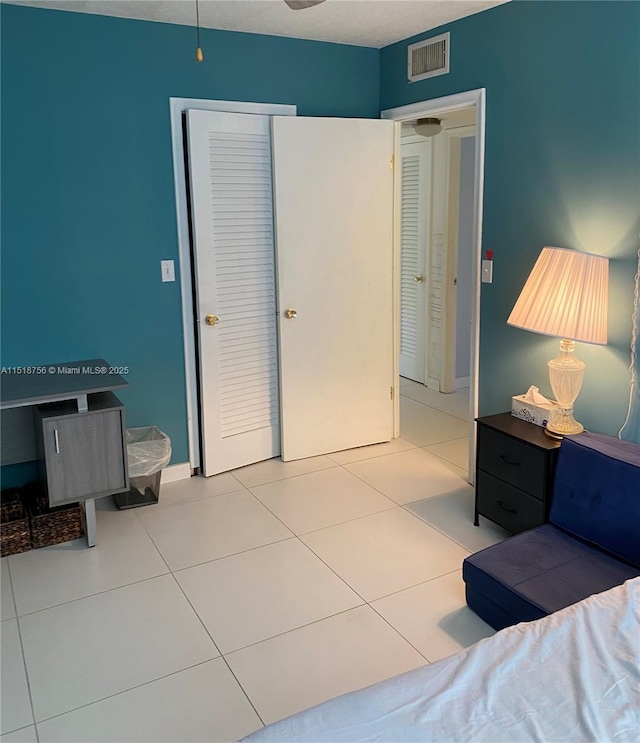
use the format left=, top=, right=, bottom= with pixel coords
left=126, top=427, right=172, bottom=479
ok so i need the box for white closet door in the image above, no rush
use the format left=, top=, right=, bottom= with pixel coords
left=272, top=116, right=395, bottom=462
left=399, top=140, right=430, bottom=383
left=187, top=109, right=280, bottom=475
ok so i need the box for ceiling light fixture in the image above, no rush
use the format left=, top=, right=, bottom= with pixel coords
left=284, top=0, right=327, bottom=9
left=195, top=0, right=203, bottom=62
left=414, top=118, right=443, bottom=137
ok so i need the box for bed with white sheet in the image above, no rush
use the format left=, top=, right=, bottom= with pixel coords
left=243, top=577, right=640, bottom=743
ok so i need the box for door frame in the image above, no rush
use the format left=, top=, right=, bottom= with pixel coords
left=169, top=98, right=296, bottom=470
left=381, top=88, right=486, bottom=482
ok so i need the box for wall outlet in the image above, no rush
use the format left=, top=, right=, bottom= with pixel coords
left=481, top=259, right=493, bottom=284
left=161, top=260, right=175, bottom=282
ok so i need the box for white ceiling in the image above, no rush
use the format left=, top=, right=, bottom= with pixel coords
left=5, top=0, right=509, bottom=48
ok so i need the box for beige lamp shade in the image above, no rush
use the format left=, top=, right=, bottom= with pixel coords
left=507, top=247, right=609, bottom=345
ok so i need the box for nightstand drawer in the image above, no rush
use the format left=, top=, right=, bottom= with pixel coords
left=477, top=426, right=546, bottom=498
left=476, top=470, right=545, bottom=533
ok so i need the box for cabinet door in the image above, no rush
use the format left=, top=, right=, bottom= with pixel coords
left=42, top=411, right=127, bottom=504
left=476, top=470, right=545, bottom=533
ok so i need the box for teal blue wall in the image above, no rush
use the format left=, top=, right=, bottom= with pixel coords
left=0, top=4, right=380, bottom=481
left=382, top=0, right=640, bottom=440
left=3, top=1, right=639, bottom=491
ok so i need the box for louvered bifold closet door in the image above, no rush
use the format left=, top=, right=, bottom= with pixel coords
left=187, top=109, right=280, bottom=475
left=399, top=140, right=431, bottom=383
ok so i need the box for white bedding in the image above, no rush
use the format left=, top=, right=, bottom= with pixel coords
left=243, top=578, right=640, bottom=742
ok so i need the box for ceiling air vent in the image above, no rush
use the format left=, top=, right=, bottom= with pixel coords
left=407, top=32, right=450, bottom=83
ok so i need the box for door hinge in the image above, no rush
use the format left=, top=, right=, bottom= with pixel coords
left=390, top=386, right=394, bottom=400
left=389, top=154, right=394, bottom=170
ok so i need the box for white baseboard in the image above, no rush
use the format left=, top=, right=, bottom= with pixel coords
left=161, top=463, right=192, bottom=484
left=426, top=377, right=440, bottom=391
left=455, top=376, right=470, bottom=390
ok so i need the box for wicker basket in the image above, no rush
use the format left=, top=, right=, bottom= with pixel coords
left=23, top=483, right=84, bottom=549
left=0, top=488, right=31, bottom=557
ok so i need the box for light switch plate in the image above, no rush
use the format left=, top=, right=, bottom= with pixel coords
left=161, top=260, right=175, bottom=282
left=481, top=260, right=493, bottom=283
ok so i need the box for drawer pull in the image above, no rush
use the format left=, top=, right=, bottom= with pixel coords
left=497, top=500, right=518, bottom=514
left=54, top=429, right=60, bottom=455
left=499, top=454, right=521, bottom=467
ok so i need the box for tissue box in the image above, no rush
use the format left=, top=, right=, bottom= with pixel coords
left=511, top=395, right=559, bottom=428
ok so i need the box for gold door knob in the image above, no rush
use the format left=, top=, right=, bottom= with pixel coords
left=284, top=308, right=298, bottom=319
left=414, top=275, right=425, bottom=283
left=204, top=314, right=219, bottom=326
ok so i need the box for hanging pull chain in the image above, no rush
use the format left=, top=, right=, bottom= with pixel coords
left=195, top=0, right=204, bottom=62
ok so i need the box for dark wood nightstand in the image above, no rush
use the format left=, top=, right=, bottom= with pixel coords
left=475, top=413, right=561, bottom=534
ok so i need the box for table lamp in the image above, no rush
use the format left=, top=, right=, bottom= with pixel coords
left=507, top=246, right=609, bottom=438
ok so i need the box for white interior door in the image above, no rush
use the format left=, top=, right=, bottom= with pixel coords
left=187, top=109, right=280, bottom=475
left=399, top=139, right=430, bottom=382
left=272, top=117, right=395, bottom=461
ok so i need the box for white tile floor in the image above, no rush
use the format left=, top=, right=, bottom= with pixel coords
left=1, top=383, right=507, bottom=743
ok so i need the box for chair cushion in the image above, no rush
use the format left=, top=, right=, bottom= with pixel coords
left=550, top=433, right=640, bottom=567
left=463, top=524, right=640, bottom=630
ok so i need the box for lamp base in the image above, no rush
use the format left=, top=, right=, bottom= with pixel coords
left=546, top=339, right=586, bottom=438
left=545, top=409, right=584, bottom=438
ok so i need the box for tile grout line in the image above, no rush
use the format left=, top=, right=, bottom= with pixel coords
left=10, top=570, right=171, bottom=620
left=153, top=485, right=251, bottom=510
left=402, top=404, right=469, bottom=424
left=400, top=500, right=475, bottom=555
left=217, top=656, right=266, bottom=733
left=422, top=441, right=470, bottom=471
left=324, top=440, right=419, bottom=466
left=10, top=575, right=39, bottom=742
left=145, top=488, right=350, bottom=727
left=135, top=491, right=292, bottom=731
left=167, top=572, right=267, bottom=730
left=30, top=657, right=225, bottom=730
left=289, top=545, right=426, bottom=664
left=366, top=600, right=431, bottom=665
left=165, top=458, right=486, bottom=617
left=399, top=390, right=470, bottom=422
left=334, top=461, right=415, bottom=508
left=335, top=455, right=472, bottom=537
left=6, top=561, right=38, bottom=740
left=292, top=488, right=469, bottom=610
left=22, top=507, right=266, bottom=735
left=13, top=426, right=477, bottom=737
left=368, top=567, right=463, bottom=604
left=400, top=391, right=471, bottom=470
left=162, top=486, right=434, bottom=668
left=4, top=557, right=19, bottom=620
left=2, top=724, right=38, bottom=739
left=132, top=506, right=182, bottom=575
left=218, top=597, right=429, bottom=731
left=162, top=478, right=403, bottom=726
left=167, top=535, right=296, bottom=574
left=158, top=481, right=414, bottom=733
left=237, top=460, right=338, bottom=491
left=286, top=531, right=451, bottom=667
left=248, top=490, right=399, bottom=541
left=238, top=467, right=407, bottom=548
left=133, top=489, right=296, bottom=574
left=222, top=602, right=367, bottom=658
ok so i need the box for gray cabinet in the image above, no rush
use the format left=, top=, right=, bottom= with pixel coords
left=36, top=392, right=129, bottom=506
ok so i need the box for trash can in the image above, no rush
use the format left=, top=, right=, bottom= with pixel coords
left=114, top=427, right=172, bottom=510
